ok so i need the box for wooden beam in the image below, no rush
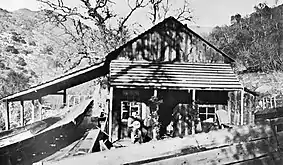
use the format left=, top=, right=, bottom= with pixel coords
left=20, top=101, right=25, bottom=127
left=227, top=92, right=232, bottom=124
left=38, top=98, right=43, bottom=120
left=240, top=90, right=244, bottom=125
left=249, top=96, right=253, bottom=125
left=192, top=89, right=196, bottom=135
left=40, top=124, right=275, bottom=165
left=234, top=91, right=238, bottom=125
left=3, top=101, right=10, bottom=130
left=63, top=89, right=67, bottom=106
left=145, top=139, right=276, bottom=165
left=31, top=100, right=35, bottom=123
left=49, top=92, right=65, bottom=95
left=154, top=89, right=158, bottom=97
left=66, top=95, right=70, bottom=108
left=109, top=87, right=113, bottom=142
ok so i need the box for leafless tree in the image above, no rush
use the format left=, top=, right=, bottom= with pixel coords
left=37, top=0, right=192, bottom=70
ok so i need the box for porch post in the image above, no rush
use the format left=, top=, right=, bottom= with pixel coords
left=66, top=95, right=70, bottom=108
left=249, top=95, right=253, bottom=125
left=31, top=100, right=35, bottom=123
left=20, top=101, right=25, bottom=127
left=234, top=91, right=238, bottom=125
left=109, top=87, right=113, bottom=142
left=38, top=98, right=43, bottom=120
left=153, top=89, right=158, bottom=97
left=227, top=92, right=232, bottom=124
left=192, top=89, right=196, bottom=135
left=240, top=90, right=244, bottom=125
left=63, top=89, right=67, bottom=106
left=3, top=100, right=10, bottom=130
left=270, top=97, right=273, bottom=108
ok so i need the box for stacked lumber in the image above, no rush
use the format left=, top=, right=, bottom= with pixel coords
left=39, top=118, right=283, bottom=165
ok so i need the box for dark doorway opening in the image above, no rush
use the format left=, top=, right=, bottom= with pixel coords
left=158, top=90, right=190, bottom=136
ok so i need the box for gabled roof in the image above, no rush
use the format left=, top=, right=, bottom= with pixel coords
left=105, top=17, right=235, bottom=63
left=1, top=17, right=236, bottom=102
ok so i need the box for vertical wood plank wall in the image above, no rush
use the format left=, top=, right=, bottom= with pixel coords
left=118, top=20, right=227, bottom=63
left=228, top=91, right=256, bottom=125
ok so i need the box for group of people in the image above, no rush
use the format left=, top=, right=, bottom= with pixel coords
left=126, top=112, right=203, bottom=143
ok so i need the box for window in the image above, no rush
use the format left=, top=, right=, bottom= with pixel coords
left=121, top=101, right=141, bottom=122
left=198, top=105, right=216, bottom=122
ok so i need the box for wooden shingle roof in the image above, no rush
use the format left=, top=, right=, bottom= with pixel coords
left=110, top=60, right=243, bottom=90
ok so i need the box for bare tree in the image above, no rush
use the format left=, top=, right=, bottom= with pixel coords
left=37, top=0, right=192, bottom=70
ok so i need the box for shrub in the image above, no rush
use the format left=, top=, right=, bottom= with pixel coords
left=28, top=41, right=36, bottom=46
left=22, top=49, right=33, bottom=55
left=11, top=35, right=20, bottom=42
left=20, top=39, right=26, bottom=44
left=16, top=57, right=27, bottom=66
left=0, top=62, right=5, bottom=69
left=41, top=45, right=54, bottom=55
left=5, top=45, right=19, bottom=54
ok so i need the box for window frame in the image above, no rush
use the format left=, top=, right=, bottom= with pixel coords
left=121, top=101, right=141, bottom=122
left=198, top=105, right=216, bottom=122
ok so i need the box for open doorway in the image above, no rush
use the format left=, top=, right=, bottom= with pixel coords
left=157, top=90, right=191, bottom=136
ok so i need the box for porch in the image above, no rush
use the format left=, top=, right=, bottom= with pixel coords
left=108, top=60, right=256, bottom=141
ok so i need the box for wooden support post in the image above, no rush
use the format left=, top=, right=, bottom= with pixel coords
left=274, top=96, right=277, bottom=108
left=263, top=97, right=266, bottom=109
left=152, top=89, right=159, bottom=140
left=227, top=92, right=232, bottom=124
left=66, top=95, right=70, bottom=108
left=3, top=101, right=10, bottom=130
left=240, top=90, right=244, bottom=125
left=249, top=96, right=253, bottom=125
left=270, top=97, right=273, bottom=108
left=234, top=91, right=238, bottom=125
left=20, top=101, right=24, bottom=127
left=192, top=89, right=196, bottom=135
left=109, top=87, right=113, bottom=142
left=31, top=100, right=35, bottom=123
left=154, top=89, right=158, bottom=97
left=38, top=98, right=43, bottom=120
left=63, top=89, right=67, bottom=106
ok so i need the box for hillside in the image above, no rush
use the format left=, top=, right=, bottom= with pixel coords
left=0, top=8, right=93, bottom=98
left=0, top=8, right=108, bottom=129
left=207, top=3, right=283, bottom=98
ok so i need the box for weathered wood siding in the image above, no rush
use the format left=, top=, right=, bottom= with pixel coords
left=110, top=60, right=243, bottom=90
left=117, top=18, right=230, bottom=63
left=228, top=91, right=256, bottom=125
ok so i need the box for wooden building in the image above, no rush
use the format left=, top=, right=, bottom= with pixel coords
left=0, top=17, right=256, bottom=142
left=107, top=17, right=256, bottom=141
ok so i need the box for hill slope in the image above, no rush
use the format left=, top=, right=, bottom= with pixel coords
left=0, top=8, right=85, bottom=98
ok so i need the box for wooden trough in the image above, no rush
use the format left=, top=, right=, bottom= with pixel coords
left=0, top=99, right=94, bottom=165
left=37, top=117, right=283, bottom=165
